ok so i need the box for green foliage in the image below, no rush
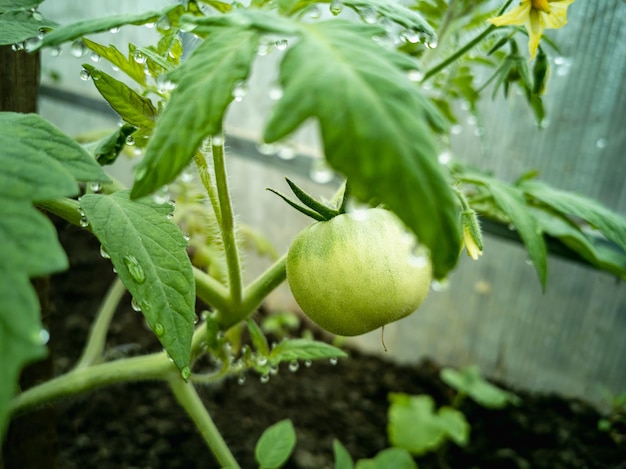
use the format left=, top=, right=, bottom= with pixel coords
left=268, top=339, right=348, bottom=364
left=0, top=7, right=56, bottom=45
left=254, top=419, right=296, bottom=469
left=333, top=440, right=355, bottom=469
left=440, top=366, right=521, bottom=409
left=0, top=112, right=109, bottom=441
left=388, top=393, right=469, bottom=456
left=84, top=124, right=137, bottom=166
left=82, top=38, right=148, bottom=87
left=355, top=448, right=418, bottom=469
left=80, top=191, right=195, bottom=373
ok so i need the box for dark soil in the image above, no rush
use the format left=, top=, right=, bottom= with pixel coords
left=6, top=221, right=626, bottom=469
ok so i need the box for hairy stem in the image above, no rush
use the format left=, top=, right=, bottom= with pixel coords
left=10, top=353, right=176, bottom=416
left=212, top=134, right=243, bottom=307
left=75, top=277, right=126, bottom=369
left=193, top=147, right=223, bottom=226
left=422, top=0, right=514, bottom=82
left=168, top=377, right=241, bottom=469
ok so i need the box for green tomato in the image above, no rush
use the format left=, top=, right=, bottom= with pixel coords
left=286, top=208, right=432, bottom=336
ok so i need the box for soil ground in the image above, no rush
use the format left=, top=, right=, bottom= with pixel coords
left=6, top=221, right=626, bottom=468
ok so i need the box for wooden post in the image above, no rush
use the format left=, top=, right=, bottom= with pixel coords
left=1, top=46, right=59, bottom=469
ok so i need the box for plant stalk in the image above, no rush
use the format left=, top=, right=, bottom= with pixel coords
left=10, top=353, right=176, bottom=416
left=193, top=147, right=223, bottom=226
left=422, top=0, right=514, bottom=82
left=168, top=377, right=241, bottom=469
left=75, top=277, right=127, bottom=369
left=211, top=134, right=244, bottom=307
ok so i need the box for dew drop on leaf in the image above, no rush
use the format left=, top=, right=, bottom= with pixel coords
left=99, top=244, right=111, bottom=259
left=71, top=40, right=87, bottom=58
left=275, top=39, right=288, bottom=51
left=31, top=10, right=43, bottom=21
left=145, top=21, right=156, bottom=29
left=257, top=356, right=268, bottom=366
left=49, top=46, right=62, bottom=57
left=431, top=278, right=450, bottom=292
left=24, top=36, right=42, bottom=52
left=309, top=159, right=335, bottom=184
left=131, top=297, right=142, bottom=312
left=156, top=16, right=171, bottom=32
left=11, top=42, right=25, bottom=52
left=260, top=374, right=270, bottom=384
left=257, top=142, right=277, bottom=155
left=109, top=26, right=120, bottom=34
left=407, top=69, right=424, bottom=82
left=330, top=357, right=338, bottom=365
left=133, top=50, right=147, bottom=64
left=308, top=4, right=321, bottom=19
left=359, top=7, right=377, bottom=24
left=90, top=53, right=100, bottom=62
left=329, top=0, right=343, bottom=16
left=38, top=329, right=50, bottom=345
left=79, top=68, right=91, bottom=81
left=237, top=374, right=247, bottom=385
left=400, top=30, right=421, bottom=44
left=181, top=366, right=191, bottom=380
left=123, top=255, right=146, bottom=284
left=232, top=81, right=248, bottom=102
left=152, top=186, right=170, bottom=205
left=154, top=323, right=165, bottom=337
left=304, top=360, right=313, bottom=368
left=288, top=360, right=300, bottom=372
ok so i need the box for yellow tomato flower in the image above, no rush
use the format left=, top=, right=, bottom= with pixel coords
left=488, top=0, right=576, bottom=59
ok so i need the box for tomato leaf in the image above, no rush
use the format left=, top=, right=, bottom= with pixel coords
left=269, top=339, right=348, bottom=365
left=0, top=113, right=95, bottom=441
left=255, top=419, right=297, bottom=469
left=265, top=20, right=461, bottom=279
left=39, top=5, right=178, bottom=48
left=521, top=180, right=626, bottom=253
left=440, top=366, right=520, bottom=409
left=464, top=173, right=547, bottom=289
left=80, top=191, right=195, bottom=373
left=356, top=448, right=417, bottom=469
left=333, top=440, right=355, bottom=469
left=130, top=25, right=259, bottom=199
left=82, top=64, right=157, bottom=130
left=0, top=10, right=56, bottom=45
left=0, top=0, right=43, bottom=11
left=82, top=38, right=147, bottom=87
left=247, top=319, right=270, bottom=357
left=388, top=393, right=469, bottom=456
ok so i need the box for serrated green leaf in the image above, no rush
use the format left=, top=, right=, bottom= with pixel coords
left=255, top=419, right=296, bottom=469
left=0, top=0, right=43, bottom=12
left=80, top=191, right=195, bottom=372
left=333, top=440, right=355, bottom=469
left=0, top=9, right=56, bottom=45
left=440, top=366, right=520, bottom=409
left=269, top=339, right=348, bottom=365
left=521, top=180, right=626, bottom=252
left=356, top=448, right=417, bottom=469
left=0, top=272, right=48, bottom=440
left=264, top=20, right=461, bottom=278
left=130, top=25, right=259, bottom=199
left=39, top=5, right=178, bottom=48
left=0, top=113, right=110, bottom=188
left=345, top=0, right=435, bottom=38
left=84, top=124, right=137, bottom=166
left=531, top=207, right=626, bottom=279
left=82, top=64, right=157, bottom=130
left=466, top=174, right=547, bottom=288
left=388, top=393, right=468, bottom=456
left=247, top=319, right=270, bottom=357
left=82, top=38, right=147, bottom=86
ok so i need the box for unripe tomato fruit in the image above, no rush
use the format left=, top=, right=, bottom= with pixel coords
left=286, top=208, right=432, bottom=336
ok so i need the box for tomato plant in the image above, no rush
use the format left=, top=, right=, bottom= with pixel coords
left=1, top=0, right=624, bottom=467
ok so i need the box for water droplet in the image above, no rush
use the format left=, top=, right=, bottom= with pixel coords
left=329, top=0, right=343, bottom=15
left=596, top=138, right=608, bottom=149
left=152, top=186, right=170, bottom=205
left=309, top=159, right=335, bottom=184
left=156, top=75, right=177, bottom=93
left=276, top=143, right=297, bottom=160
left=409, top=245, right=430, bottom=268
left=131, top=297, right=142, bottom=312
left=438, top=151, right=452, bottom=165
left=79, top=68, right=91, bottom=81
left=79, top=211, right=89, bottom=227
left=466, top=115, right=477, bottom=126
left=288, top=360, right=300, bottom=372
left=182, top=232, right=191, bottom=242
left=425, top=39, right=438, bottom=49
left=24, top=36, right=42, bottom=52
left=111, top=65, right=120, bottom=72
left=431, top=278, right=450, bottom=292
left=275, top=39, right=289, bottom=51
left=154, top=322, right=165, bottom=337
left=11, top=42, right=25, bottom=52
left=507, top=223, right=516, bottom=231
left=401, top=30, right=421, bottom=44
left=304, top=360, right=312, bottom=368
left=359, top=7, right=377, bottom=24
left=123, top=255, right=146, bottom=284
left=180, top=166, right=195, bottom=183
left=88, top=181, right=102, bottom=193
left=212, top=134, right=224, bottom=146
left=407, top=69, right=424, bottom=82
left=232, top=81, right=247, bottom=102
left=329, top=357, right=338, bottom=365
left=99, top=245, right=110, bottom=260
left=126, top=135, right=135, bottom=146
left=269, top=365, right=279, bottom=375
left=451, top=124, right=463, bottom=135
left=257, top=356, right=268, bottom=366
left=70, top=40, right=87, bottom=58
left=181, top=366, right=191, bottom=380
left=39, top=328, right=50, bottom=345
left=237, top=375, right=247, bottom=385
left=145, top=21, right=156, bottom=29
left=49, top=46, right=62, bottom=57
left=31, top=10, right=43, bottom=21
left=133, top=50, right=147, bottom=64
left=268, top=84, right=283, bottom=100
left=308, top=4, right=321, bottom=18
left=345, top=199, right=370, bottom=221
left=156, top=16, right=171, bottom=32
left=193, top=313, right=199, bottom=325
left=257, top=142, right=277, bottom=155
left=90, top=52, right=100, bottom=62
left=260, top=374, right=270, bottom=384
left=109, top=26, right=120, bottom=34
